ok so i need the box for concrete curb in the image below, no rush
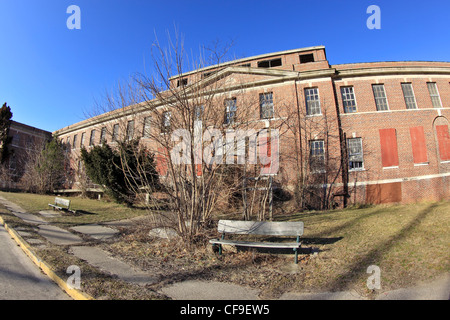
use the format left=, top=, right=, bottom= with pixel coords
left=0, top=215, right=95, bottom=301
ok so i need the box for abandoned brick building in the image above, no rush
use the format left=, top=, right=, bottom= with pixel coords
left=53, top=46, right=450, bottom=206
left=0, top=121, right=52, bottom=190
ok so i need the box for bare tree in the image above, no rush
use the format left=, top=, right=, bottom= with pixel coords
left=20, top=139, right=69, bottom=194
left=282, top=89, right=343, bottom=210
left=81, top=31, right=297, bottom=243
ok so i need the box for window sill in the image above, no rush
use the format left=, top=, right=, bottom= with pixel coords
left=382, top=166, right=399, bottom=170
left=349, top=168, right=366, bottom=172
left=305, top=114, right=322, bottom=118
left=414, top=162, right=429, bottom=166
left=440, top=160, right=450, bottom=164
left=311, top=170, right=326, bottom=174
left=258, top=117, right=285, bottom=121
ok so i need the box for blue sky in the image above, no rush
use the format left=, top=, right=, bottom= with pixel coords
left=0, top=0, right=449, bottom=132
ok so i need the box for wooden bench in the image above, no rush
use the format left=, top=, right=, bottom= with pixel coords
left=48, top=197, right=73, bottom=213
left=209, top=220, right=304, bottom=264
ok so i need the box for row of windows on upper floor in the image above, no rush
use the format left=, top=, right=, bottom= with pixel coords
left=341, top=81, right=444, bottom=113
left=64, top=81, right=446, bottom=149
left=259, top=81, right=446, bottom=119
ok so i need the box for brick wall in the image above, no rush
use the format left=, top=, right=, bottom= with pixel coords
left=54, top=47, right=450, bottom=205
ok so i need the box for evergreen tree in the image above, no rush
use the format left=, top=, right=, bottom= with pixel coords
left=36, top=139, right=66, bottom=192
left=81, top=140, right=158, bottom=206
left=0, top=103, right=13, bottom=164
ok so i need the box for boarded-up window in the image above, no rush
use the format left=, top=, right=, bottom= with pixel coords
left=366, top=182, right=402, bottom=204
left=436, top=125, right=450, bottom=161
left=259, top=133, right=279, bottom=175
left=409, top=126, right=428, bottom=164
left=196, top=164, right=202, bottom=177
left=379, top=128, right=399, bottom=167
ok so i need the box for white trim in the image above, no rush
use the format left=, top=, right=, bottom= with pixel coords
left=332, top=72, right=450, bottom=83
left=331, top=172, right=450, bottom=188
left=414, top=162, right=429, bottom=166
left=340, top=107, right=450, bottom=117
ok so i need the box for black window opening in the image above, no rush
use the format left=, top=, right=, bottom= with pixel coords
left=257, top=58, right=282, bottom=68
left=177, top=78, right=188, bottom=87
left=299, top=53, right=315, bottom=64
left=202, top=71, right=214, bottom=79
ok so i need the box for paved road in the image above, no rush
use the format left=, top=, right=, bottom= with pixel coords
left=0, top=224, right=70, bottom=300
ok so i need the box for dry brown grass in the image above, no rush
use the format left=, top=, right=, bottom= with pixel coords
left=1, top=190, right=449, bottom=299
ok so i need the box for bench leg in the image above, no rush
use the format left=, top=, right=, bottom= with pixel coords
left=218, top=233, right=225, bottom=256
left=294, top=236, right=300, bottom=264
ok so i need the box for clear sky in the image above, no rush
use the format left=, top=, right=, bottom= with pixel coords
left=0, top=0, right=449, bottom=132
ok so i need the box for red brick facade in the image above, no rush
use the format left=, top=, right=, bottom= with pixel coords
left=1, top=121, right=52, bottom=190
left=54, top=46, right=450, bottom=205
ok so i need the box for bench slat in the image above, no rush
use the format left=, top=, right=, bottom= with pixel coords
left=209, top=239, right=301, bottom=249
left=54, top=197, right=70, bottom=208
left=218, top=220, right=303, bottom=236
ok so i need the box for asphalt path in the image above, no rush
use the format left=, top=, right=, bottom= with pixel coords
left=0, top=224, right=70, bottom=300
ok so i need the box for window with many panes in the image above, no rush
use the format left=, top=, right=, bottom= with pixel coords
left=72, top=135, right=77, bottom=149
left=80, top=132, right=86, bottom=148
left=309, top=139, right=325, bottom=172
left=401, top=83, right=417, bottom=109
left=224, top=98, right=237, bottom=124
left=372, top=84, right=389, bottom=111
left=162, top=111, right=171, bottom=132
left=143, top=117, right=151, bottom=138
left=89, top=129, right=96, bottom=146
left=341, top=86, right=357, bottom=113
left=195, top=105, right=204, bottom=121
left=427, top=82, right=442, bottom=108
left=126, top=120, right=135, bottom=140
left=260, top=92, right=274, bottom=119
left=112, top=124, right=119, bottom=142
left=347, top=138, right=364, bottom=170
left=305, top=88, right=321, bottom=115
left=100, top=127, right=107, bottom=143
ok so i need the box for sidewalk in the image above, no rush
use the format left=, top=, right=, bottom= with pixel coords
left=0, top=195, right=448, bottom=300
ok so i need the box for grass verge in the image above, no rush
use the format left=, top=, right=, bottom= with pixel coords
left=0, top=191, right=448, bottom=299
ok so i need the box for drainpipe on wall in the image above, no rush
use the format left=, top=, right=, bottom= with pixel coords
left=330, top=73, right=349, bottom=208
left=293, top=67, right=304, bottom=208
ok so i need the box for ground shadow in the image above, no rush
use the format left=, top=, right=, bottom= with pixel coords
left=324, top=203, right=439, bottom=292
left=74, top=210, right=96, bottom=215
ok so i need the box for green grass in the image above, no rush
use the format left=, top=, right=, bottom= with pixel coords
left=0, top=191, right=151, bottom=227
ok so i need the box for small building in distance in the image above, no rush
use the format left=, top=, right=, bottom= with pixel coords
left=0, top=120, right=52, bottom=190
